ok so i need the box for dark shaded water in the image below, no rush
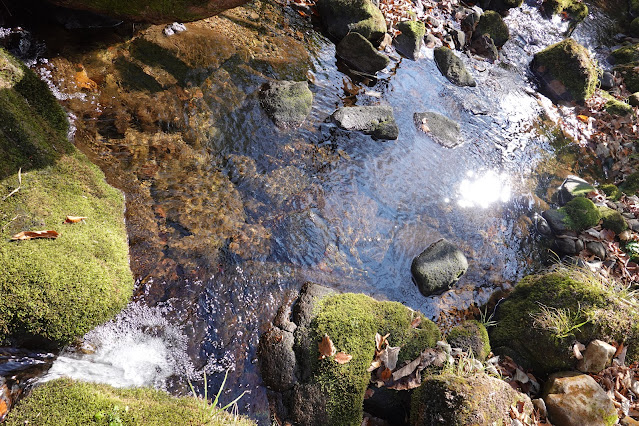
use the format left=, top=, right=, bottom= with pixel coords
left=0, top=0, right=622, bottom=422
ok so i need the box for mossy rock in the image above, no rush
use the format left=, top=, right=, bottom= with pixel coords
left=259, top=80, right=313, bottom=128
left=559, top=196, right=601, bottom=232
left=531, top=38, right=599, bottom=103
left=446, top=320, right=491, bottom=361
left=4, top=378, right=255, bottom=425
left=474, top=11, right=510, bottom=48
left=491, top=268, right=639, bottom=375
left=602, top=92, right=633, bottom=116
left=543, top=0, right=589, bottom=22
left=316, top=0, right=387, bottom=42
left=620, top=171, right=639, bottom=195
left=410, top=372, right=533, bottom=425
left=598, top=184, right=621, bottom=201
left=44, top=0, right=248, bottom=23
left=294, top=292, right=441, bottom=426
left=599, top=206, right=628, bottom=234
left=614, top=63, right=639, bottom=93
left=393, top=21, right=426, bottom=60
left=632, top=0, right=639, bottom=17
left=610, top=44, right=639, bottom=65
left=0, top=48, right=133, bottom=347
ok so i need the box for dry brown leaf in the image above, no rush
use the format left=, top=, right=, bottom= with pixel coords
left=75, top=66, right=98, bottom=91
left=64, top=216, right=87, bottom=224
left=318, top=334, right=336, bottom=359
left=367, top=359, right=382, bottom=372
left=381, top=367, right=392, bottom=381
left=375, top=333, right=390, bottom=351
left=334, top=352, right=352, bottom=364
left=11, top=230, right=59, bottom=240
left=386, top=369, right=422, bottom=390
left=410, top=316, right=422, bottom=328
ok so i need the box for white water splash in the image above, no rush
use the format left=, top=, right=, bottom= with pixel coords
left=41, top=302, right=195, bottom=389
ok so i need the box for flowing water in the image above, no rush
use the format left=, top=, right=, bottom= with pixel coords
left=0, top=0, right=623, bottom=423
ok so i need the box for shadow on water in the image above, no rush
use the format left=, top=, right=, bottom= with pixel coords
left=0, top=0, right=622, bottom=422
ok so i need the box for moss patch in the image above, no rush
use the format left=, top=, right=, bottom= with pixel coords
left=560, top=196, right=601, bottom=231
left=317, top=0, right=387, bottom=41
left=4, top=378, right=255, bottom=426
left=0, top=48, right=133, bottom=347
left=447, top=320, right=491, bottom=361
left=599, top=206, right=628, bottom=234
left=531, top=38, right=599, bottom=102
left=396, top=20, right=425, bottom=39
left=620, top=171, right=639, bottom=195
left=304, top=293, right=441, bottom=426
left=610, top=44, right=639, bottom=65
left=599, top=184, right=622, bottom=201
left=544, top=0, right=589, bottom=22
left=602, top=92, right=633, bottom=116
left=491, top=268, right=639, bottom=374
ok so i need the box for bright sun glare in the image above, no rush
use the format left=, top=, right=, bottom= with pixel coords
left=457, top=170, right=512, bottom=209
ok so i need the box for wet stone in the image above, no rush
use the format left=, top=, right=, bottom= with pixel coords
left=558, top=175, right=594, bottom=206
left=433, top=47, right=476, bottom=87
left=332, top=105, right=399, bottom=140
left=542, top=209, right=569, bottom=235
left=393, top=21, right=425, bottom=60
left=336, top=32, right=390, bottom=75
left=260, top=80, right=313, bottom=128
left=258, top=326, right=297, bottom=392
left=555, top=237, right=578, bottom=255
left=413, top=112, right=463, bottom=148
left=411, top=238, right=468, bottom=297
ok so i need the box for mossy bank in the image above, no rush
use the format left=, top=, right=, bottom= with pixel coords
left=4, top=378, right=255, bottom=425
left=0, top=48, right=133, bottom=347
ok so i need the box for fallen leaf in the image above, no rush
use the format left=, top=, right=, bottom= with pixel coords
left=318, top=334, right=336, bottom=359
left=386, top=369, right=422, bottom=390
left=64, top=216, right=87, bottom=224
left=410, top=316, right=422, bottom=328
left=577, top=114, right=590, bottom=123
left=75, top=66, right=98, bottom=91
left=334, top=352, right=352, bottom=364
left=381, top=367, right=392, bottom=381
left=375, top=333, right=390, bottom=351
left=367, top=359, right=382, bottom=372
left=380, top=346, right=401, bottom=370
left=11, top=230, right=59, bottom=240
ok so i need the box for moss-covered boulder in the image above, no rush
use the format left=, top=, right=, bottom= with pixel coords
left=259, top=80, right=313, bottom=128
left=615, top=63, right=639, bottom=93
left=598, top=184, right=622, bottom=201
left=336, top=32, right=391, bottom=74
left=491, top=268, right=639, bottom=375
left=277, top=284, right=442, bottom=426
left=531, top=38, right=599, bottom=103
left=620, top=171, right=639, bottom=195
left=0, top=48, right=133, bottom=347
left=446, top=320, right=491, bottom=361
left=561, top=196, right=601, bottom=232
left=410, top=372, right=533, bottom=425
left=474, top=11, right=510, bottom=48
left=4, top=378, right=255, bottom=425
left=433, top=47, right=476, bottom=87
left=44, top=0, right=248, bottom=23
left=317, top=0, right=387, bottom=42
left=599, top=206, right=628, bottom=234
left=610, top=44, right=639, bottom=65
left=393, top=21, right=426, bottom=60
left=602, top=92, right=633, bottom=116
left=543, top=0, right=589, bottom=22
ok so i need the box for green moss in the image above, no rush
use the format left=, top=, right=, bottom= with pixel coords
left=602, top=92, right=633, bottom=116
left=610, top=44, right=639, bottom=65
left=560, top=196, right=601, bottom=231
left=447, top=320, right=491, bottom=361
left=599, top=206, right=628, bottom=234
left=626, top=241, right=639, bottom=262
left=598, top=183, right=621, bottom=201
left=620, top=171, right=639, bottom=195
left=532, top=38, right=599, bottom=102
left=317, top=0, right=387, bottom=41
left=4, top=378, right=255, bottom=426
left=491, top=268, right=639, bottom=374
left=544, top=0, right=589, bottom=22
left=0, top=49, right=133, bottom=346
left=475, top=11, right=510, bottom=48
left=614, top=63, right=639, bottom=93
left=307, top=293, right=441, bottom=426
left=396, top=20, right=425, bottom=39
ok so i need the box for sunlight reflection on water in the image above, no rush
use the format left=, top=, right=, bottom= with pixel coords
left=457, top=170, right=512, bottom=209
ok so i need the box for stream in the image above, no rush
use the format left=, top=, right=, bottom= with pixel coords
left=0, top=0, right=622, bottom=423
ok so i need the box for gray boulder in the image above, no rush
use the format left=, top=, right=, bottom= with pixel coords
left=543, top=372, right=617, bottom=426
left=411, top=238, right=468, bottom=296
left=576, top=340, right=616, bottom=374
left=332, top=105, right=399, bottom=140
left=316, top=0, right=387, bottom=42
left=471, top=34, right=499, bottom=62
left=413, top=112, right=463, bottom=148
left=258, top=327, right=297, bottom=391
left=542, top=209, right=570, bottom=235
left=434, top=47, right=476, bottom=87
left=336, top=32, right=390, bottom=75
left=393, top=21, right=425, bottom=60
left=260, top=81, right=313, bottom=128
left=558, top=175, right=594, bottom=206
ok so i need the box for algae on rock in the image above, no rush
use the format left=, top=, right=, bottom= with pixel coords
left=4, top=378, right=255, bottom=426
left=446, top=320, right=491, bottom=361
left=0, top=48, right=133, bottom=347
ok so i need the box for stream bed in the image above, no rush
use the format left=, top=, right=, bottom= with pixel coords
left=0, top=0, right=622, bottom=422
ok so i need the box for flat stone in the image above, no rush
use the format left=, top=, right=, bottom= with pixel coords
left=332, top=105, right=398, bottom=140
left=555, top=237, right=578, bottom=255
left=411, top=238, right=468, bottom=297
left=586, top=241, right=606, bottom=260
left=628, top=219, right=639, bottom=232
left=558, top=175, right=594, bottom=206
left=336, top=32, right=390, bottom=75
left=577, top=340, right=616, bottom=373
left=413, top=112, right=463, bottom=148
left=260, top=80, right=313, bottom=128
left=543, top=372, right=617, bottom=426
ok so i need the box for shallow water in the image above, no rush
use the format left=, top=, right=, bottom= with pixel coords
left=0, top=0, right=621, bottom=422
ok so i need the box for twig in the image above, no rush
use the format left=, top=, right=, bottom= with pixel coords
left=2, top=168, right=22, bottom=201
left=1, top=215, right=20, bottom=232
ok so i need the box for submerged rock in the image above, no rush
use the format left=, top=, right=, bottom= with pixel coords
left=317, top=0, right=387, bottom=42
left=474, top=11, right=509, bottom=48
left=332, top=105, right=399, bottom=140
left=530, top=38, right=599, bottom=103
left=258, top=327, right=297, bottom=391
left=336, top=32, right=390, bottom=74
left=433, top=47, right=476, bottom=87
left=411, top=239, right=468, bottom=297
left=413, top=112, right=463, bottom=148
left=43, top=0, right=248, bottom=23
left=260, top=80, right=313, bottom=128
left=393, top=21, right=425, bottom=60
left=410, top=372, right=533, bottom=425
left=3, top=378, right=255, bottom=425
left=543, top=372, right=617, bottom=426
